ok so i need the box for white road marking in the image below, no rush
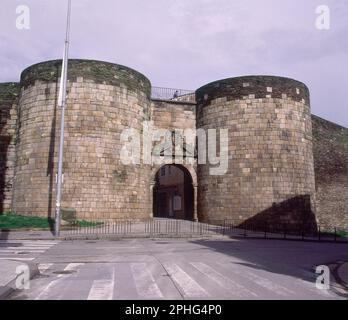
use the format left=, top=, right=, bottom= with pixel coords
left=0, top=250, right=45, bottom=253
left=0, top=246, right=55, bottom=250
left=35, top=281, right=59, bottom=300
left=0, top=241, right=58, bottom=245
left=131, top=263, right=163, bottom=299
left=95, top=246, right=143, bottom=249
left=190, top=262, right=258, bottom=298
left=163, top=263, right=209, bottom=298
left=0, top=241, right=58, bottom=260
left=0, top=242, right=55, bottom=244
left=0, top=243, right=52, bottom=250
left=35, top=263, right=84, bottom=300
left=57, top=263, right=84, bottom=278
left=217, top=262, right=294, bottom=297
left=87, top=268, right=115, bottom=300
left=38, top=263, right=53, bottom=273
left=0, top=257, right=34, bottom=261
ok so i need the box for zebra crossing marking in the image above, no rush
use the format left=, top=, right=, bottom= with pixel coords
left=38, top=263, right=53, bottom=273
left=87, top=268, right=115, bottom=300
left=190, top=262, right=258, bottom=298
left=131, top=263, right=163, bottom=299
left=163, top=262, right=209, bottom=298
left=26, top=260, right=340, bottom=300
left=57, top=263, right=84, bottom=278
left=0, top=240, right=58, bottom=244
left=0, top=249, right=45, bottom=253
left=0, top=244, right=57, bottom=249
left=0, top=240, right=58, bottom=261
left=35, top=263, right=85, bottom=300
left=217, top=262, right=295, bottom=297
left=0, top=257, right=34, bottom=261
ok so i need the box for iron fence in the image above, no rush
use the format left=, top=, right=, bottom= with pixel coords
left=151, top=87, right=195, bottom=102
left=62, top=218, right=348, bottom=243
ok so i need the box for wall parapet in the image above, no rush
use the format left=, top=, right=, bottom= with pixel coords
left=196, top=75, right=310, bottom=107
left=20, top=59, right=152, bottom=99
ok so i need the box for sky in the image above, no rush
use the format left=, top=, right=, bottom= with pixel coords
left=1, top=0, right=347, bottom=127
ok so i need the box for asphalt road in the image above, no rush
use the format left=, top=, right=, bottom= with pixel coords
left=6, top=238, right=348, bottom=300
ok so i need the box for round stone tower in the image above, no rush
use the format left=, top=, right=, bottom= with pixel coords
left=196, top=76, right=316, bottom=230
left=12, top=59, right=151, bottom=220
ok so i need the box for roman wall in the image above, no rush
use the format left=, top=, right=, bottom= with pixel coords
left=312, top=115, right=348, bottom=229
left=0, top=83, right=19, bottom=213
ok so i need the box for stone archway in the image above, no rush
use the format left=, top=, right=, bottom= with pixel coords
left=150, top=164, right=197, bottom=221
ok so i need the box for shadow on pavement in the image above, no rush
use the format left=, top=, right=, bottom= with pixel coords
left=188, top=238, right=348, bottom=290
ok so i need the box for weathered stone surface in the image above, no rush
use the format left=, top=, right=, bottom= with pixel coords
left=12, top=60, right=152, bottom=220
left=20, top=59, right=151, bottom=99
left=312, top=115, right=348, bottom=228
left=0, top=83, right=19, bottom=213
left=196, top=76, right=310, bottom=107
left=151, top=99, right=196, bottom=130
left=196, top=76, right=317, bottom=231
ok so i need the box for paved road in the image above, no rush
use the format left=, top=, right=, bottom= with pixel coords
left=5, top=238, right=348, bottom=300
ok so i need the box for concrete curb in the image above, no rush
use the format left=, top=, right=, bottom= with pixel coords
left=0, top=261, right=39, bottom=300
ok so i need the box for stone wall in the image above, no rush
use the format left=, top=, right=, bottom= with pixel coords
left=12, top=59, right=152, bottom=220
left=312, top=115, right=348, bottom=228
left=196, top=76, right=316, bottom=231
left=0, top=83, right=19, bottom=213
left=151, top=99, right=196, bottom=131
left=2, top=59, right=347, bottom=230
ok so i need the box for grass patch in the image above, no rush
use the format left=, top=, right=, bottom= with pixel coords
left=337, top=230, right=348, bottom=238
left=73, top=220, right=104, bottom=228
left=0, top=213, right=53, bottom=230
left=0, top=213, right=104, bottom=230
left=321, top=230, right=348, bottom=238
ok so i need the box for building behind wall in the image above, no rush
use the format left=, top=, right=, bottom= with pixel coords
left=0, top=59, right=347, bottom=230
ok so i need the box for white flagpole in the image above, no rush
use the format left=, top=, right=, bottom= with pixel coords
left=55, top=0, right=71, bottom=237
left=57, top=48, right=66, bottom=107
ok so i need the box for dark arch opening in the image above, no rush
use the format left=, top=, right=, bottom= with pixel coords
left=153, top=165, right=194, bottom=220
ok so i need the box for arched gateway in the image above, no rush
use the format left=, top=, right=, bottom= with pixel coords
left=151, top=165, right=197, bottom=221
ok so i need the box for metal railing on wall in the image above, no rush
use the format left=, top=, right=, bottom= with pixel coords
left=151, top=87, right=196, bottom=103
